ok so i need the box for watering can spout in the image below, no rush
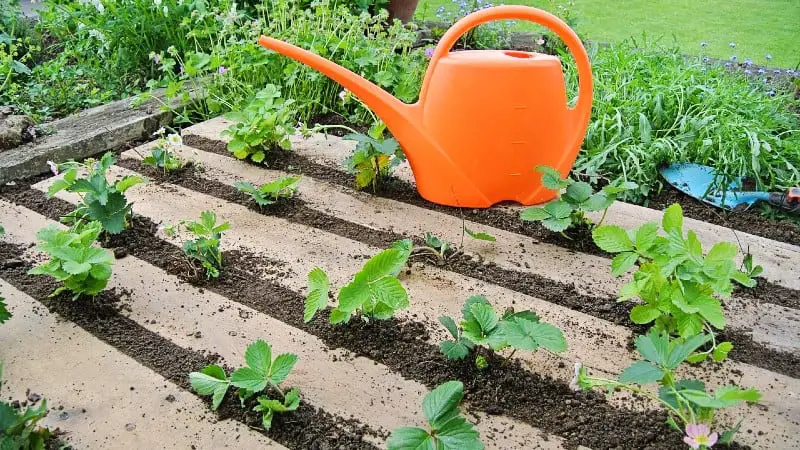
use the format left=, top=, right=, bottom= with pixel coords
left=257, top=35, right=421, bottom=141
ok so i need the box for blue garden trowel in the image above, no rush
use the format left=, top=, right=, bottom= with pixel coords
left=659, top=163, right=800, bottom=214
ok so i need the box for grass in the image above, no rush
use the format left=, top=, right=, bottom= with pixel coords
left=415, top=0, right=800, bottom=69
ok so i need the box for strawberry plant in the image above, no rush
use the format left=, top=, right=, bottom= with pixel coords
left=310, top=116, right=405, bottom=192
left=0, top=363, right=52, bottom=450
left=520, top=166, right=637, bottom=234
left=189, top=340, right=299, bottom=430
left=411, top=232, right=452, bottom=261
left=222, top=85, right=296, bottom=163
left=28, top=221, right=114, bottom=300
left=387, top=380, right=483, bottom=450
left=166, top=211, right=229, bottom=279
left=572, top=329, right=761, bottom=446
left=304, top=239, right=413, bottom=324
left=142, top=129, right=184, bottom=173
left=439, top=296, right=566, bottom=368
left=234, top=176, right=300, bottom=208
left=592, top=203, right=757, bottom=362
left=47, top=152, right=146, bottom=234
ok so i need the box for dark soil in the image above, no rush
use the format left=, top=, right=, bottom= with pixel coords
left=0, top=242, right=380, bottom=450
left=114, top=156, right=800, bottom=377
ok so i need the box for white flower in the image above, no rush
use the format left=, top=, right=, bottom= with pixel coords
left=93, top=0, right=104, bottom=13
left=167, top=134, right=183, bottom=147
left=153, top=127, right=166, bottom=136
left=153, top=0, right=162, bottom=6
left=338, top=89, right=349, bottom=103
left=163, top=5, right=168, bottom=16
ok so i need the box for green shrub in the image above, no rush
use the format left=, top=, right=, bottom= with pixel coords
left=221, top=84, right=296, bottom=162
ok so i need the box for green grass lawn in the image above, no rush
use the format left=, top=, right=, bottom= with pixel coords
left=415, top=0, right=800, bottom=68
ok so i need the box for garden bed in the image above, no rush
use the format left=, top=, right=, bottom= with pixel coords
left=1, top=117, right=798, bottom=449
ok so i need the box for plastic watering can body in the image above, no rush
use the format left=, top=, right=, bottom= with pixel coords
left=258, top=6, right=593, bottom=208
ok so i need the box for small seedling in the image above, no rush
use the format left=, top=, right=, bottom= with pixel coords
left=573, top=329, right=760, bottom=446
left=167, top=211, right=230, bottom=279
left=0, top=363, right=52, bottom=449
left=386, top=380, right=483, bottom=450
left=311, top=116, right=405, bottom=192
left=47, top=152, right=146, bottom=234
left=304, top=239, right=413, bottom=324
left=189, top=339, right=299, bottom=430
left=222, top=85, right=295, bottom=163
left=464, top=226, right=495, bottom=242
left=592, top=203, right=756, bottom=362
left=342, top=120, right=406, bottom=192
left=412, top=232, right=452, bottom=261
left=141, top=128, right=184, bottom=173
left=27, top=221, right=114, bottom=300
left=234, top=176, right=300, bottom=207
left=520, top=165, right=637, bottom=234
left=439, top=296, right=566, bottom=368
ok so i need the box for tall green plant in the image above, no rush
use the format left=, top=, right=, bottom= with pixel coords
left=48, top=152, right=145, bottom=234
left=592, top=203, right=758, bottom=362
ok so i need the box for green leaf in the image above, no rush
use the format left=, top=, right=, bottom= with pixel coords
left=634, top=330, right=670, bottom=366
left=629, top=304, right=661, bottom=324
left=464, top=228, right=496, bottom=242
left=705, top=242, right=738, bottom=265
left=62, top=260, right=92, bottom=275
left=370, top=276, right=409, bottom=310
left=89, top=263, right=112, bottom=281
left=565, top=181, right=593, bottom=203
left=329, top=308, right=351, bottom=324
left=189, top=364, right=230, bottom=410
left=436, top=415, right=484, bottom=450
left=360, top=248, right=409, bottom=280
left=251, top=151, right=266, bottom=163
left=693, top=296, right=725, bottom=329
left=304, top=268, right=329, bottom=323
left=543, top=200, right=573, bottom=219
left=662, top=203, right=683, bottom=233
left=592, top=226, right=634, bottom=252
left=469, top=303, right=498, bottom=336
left=386, top=427, right=433, bottom=450
left=519, top=207, right=550, bottom=221
left=503, top=318, right=567, bottom=353
left=462, top=296, right=490, bottom=323
left=634, top=223, right=659, bottom=251
left=666, top=333, right=712, bottom=369
left=611, top=252, right=638, bottom=276
left=582, top=191, right=614, bottom=212
left=86, top=192, right=129, bottom=234
left=542, top=216, right=572, bottom=232
left=618, top=361, right=665, bottom=384
left=47, top=178, right=72, bottom=197
left=439, top=316, right=460, bottom=339
left=115, top=175, right=145, bottom=193
left=440, top=341, right=470, bottom=360
left=719, top=420, right=742, bottom=445
left=230, top=367, right=268, bottom=393
left=269, top=353, right=297, bottom=385
left=715, top=385, right=762, bottom=404
left=0, top=297, right=11, bottom=324
left=685, top=353, right=708, bottom=363
left=536, top=166, right=569, bottom=190
left=422, top=381, right=463, bottom=429
left=245, top=340, right=272, bottom=376
left=675, top=312, right=705, bottom=339
left=713, top=341, right=733, bottom=362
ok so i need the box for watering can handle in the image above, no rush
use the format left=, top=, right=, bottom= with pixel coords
left=422, top=5, right=593, bottom=158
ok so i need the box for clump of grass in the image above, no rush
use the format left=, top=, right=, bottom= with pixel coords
left=565, top=39, right=799, bottom=202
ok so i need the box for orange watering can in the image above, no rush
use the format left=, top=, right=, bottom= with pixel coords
left=258, top=5, right=593, bottom=208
